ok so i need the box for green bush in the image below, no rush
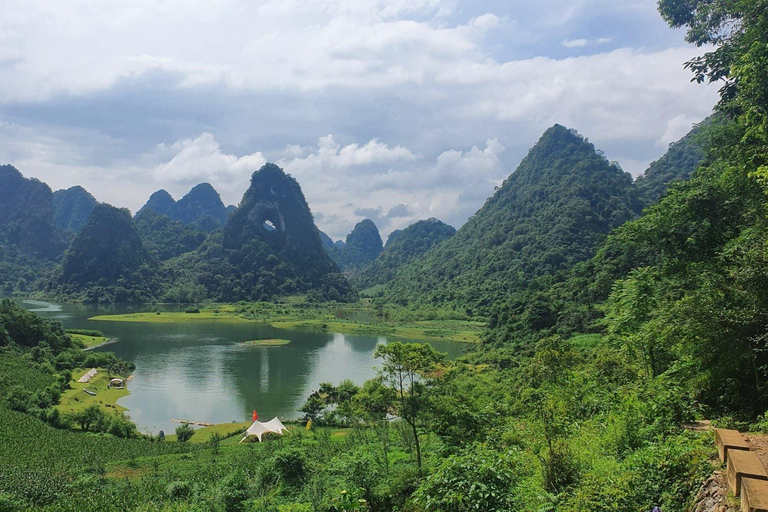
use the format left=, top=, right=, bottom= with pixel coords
left=413, top=445, right=528, bottom=511
left=175, top=424, right=195, bottom=443
left=269, top=447, right=307, bottom=486
left=166, top=481, right=192, bottom=500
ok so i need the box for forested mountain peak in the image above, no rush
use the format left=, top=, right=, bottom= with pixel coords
left=52, top=186, right=98, bottom=234
left=0, top=165, right=66, bottom=260
left=327, top=219, right=384, bottom=272
left=382, top=124, right=637, bottom=313
left=136, top=189, right=175, bottom=218
left=170, top=182, right=228, bottom=231
left=137, top=184, right=229, bottom=232
left=224, top=163, right=321, bottom=250
left=51, top=203, right=158, bottom=302
left=355, top=218, right=456, bottom=289
left=179, top=163, right=356, bottom=302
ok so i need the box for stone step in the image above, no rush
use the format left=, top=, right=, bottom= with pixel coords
left=717, top=428, right=750, bottom=463
left=741, top=477, right=768, bottom=512
left=729, top=450, right=768, bottom=496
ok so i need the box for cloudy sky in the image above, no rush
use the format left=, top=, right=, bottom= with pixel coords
left=0, top=0, right=718, bottom=240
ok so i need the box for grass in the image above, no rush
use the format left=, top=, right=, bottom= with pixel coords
left=164, top=421, right=251, bottom=443
left=242, top=339, right=291, bottom=346
left=271, top=319, right=484, bottom=343
left=70, top=333, right=111, bottom=348
left=90, top=311, right=252, bottom=323
left=57, top=369, right=130, bottom=415
left=90, top=302, right=484, bottom=343
left=569, top=333, right=604, bottom=352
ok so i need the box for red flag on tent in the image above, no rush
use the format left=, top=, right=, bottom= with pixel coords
left=252, top=409, right=258, bottom=421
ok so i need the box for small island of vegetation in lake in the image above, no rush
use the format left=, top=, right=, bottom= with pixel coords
left=242, top=338, right=291, bottom=347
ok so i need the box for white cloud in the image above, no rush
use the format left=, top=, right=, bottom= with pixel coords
left=563, top=38, right=589, bottom=48
left=0, top=0, right=721, bottom=239
left=155, top=133, right=266, bottom=188
left=656, top=114, right=700, bottom=149
left=280, top=135, right=416, bottom=176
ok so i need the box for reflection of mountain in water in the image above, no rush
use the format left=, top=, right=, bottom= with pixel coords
left=16, top=300, right=465, bottom=434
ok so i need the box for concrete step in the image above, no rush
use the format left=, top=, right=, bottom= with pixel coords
left=728, top=450, right=768, bottom=496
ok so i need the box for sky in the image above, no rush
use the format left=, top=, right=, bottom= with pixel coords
left=0, top=0, right=719, bottom=241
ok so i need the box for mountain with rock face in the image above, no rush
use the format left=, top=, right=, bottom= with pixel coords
left=175, top=163, right=356, bottom=302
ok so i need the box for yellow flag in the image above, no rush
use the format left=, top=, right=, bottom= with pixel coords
left=306, top=419, right=312, bottom=431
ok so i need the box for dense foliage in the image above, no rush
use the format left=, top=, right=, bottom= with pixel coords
left=328, top=219, right=384, bottom=272
left=355, top=219, right=456, bottom=290
left=383, top=125, right=639, bottom=316
left=633, top=121, right=706, bottom=207
left=135, top=209, right=207, bottom=261
left=48, top=204, right=161, bottom=303
left=166, top=164, right=357, bottom=302
left=52, top=186, right=98, bottom=235
left=0, top=302, right=716, bottom=511
left=488, top=0, right=768, bottom=420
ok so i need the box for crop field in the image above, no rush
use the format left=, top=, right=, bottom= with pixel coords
left=0, top=353, right=56, bottom=396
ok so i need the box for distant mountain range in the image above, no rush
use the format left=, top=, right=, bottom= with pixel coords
left=0, top=122, right=705, bottom=304
left=137, top=183, right=230, bottom=232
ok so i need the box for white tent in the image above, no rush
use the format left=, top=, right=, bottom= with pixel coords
left=77, top=368, right=98, bottom=383
left=239, top=417, right=289, bottom=443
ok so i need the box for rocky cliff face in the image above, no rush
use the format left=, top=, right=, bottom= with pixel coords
left=180, top=163, right=356, bottom=302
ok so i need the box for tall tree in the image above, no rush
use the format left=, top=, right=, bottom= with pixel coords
left=374, top=342, right=445, bottom=475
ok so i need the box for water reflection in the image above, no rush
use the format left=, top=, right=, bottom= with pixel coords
left=18, top=300, right=466, bottom=434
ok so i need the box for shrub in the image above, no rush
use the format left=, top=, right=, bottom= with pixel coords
left=413, top=445, right=527, bottom=511
left=175, top=424, right=195, bottom=443
left=166, top=481, right=192, bottom=500
left=218, top=471, right=249, bottom=512
left=269, top=447, right=306, bottom=486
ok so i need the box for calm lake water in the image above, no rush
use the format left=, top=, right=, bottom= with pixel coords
left=18, top=300, right=466, bottom=434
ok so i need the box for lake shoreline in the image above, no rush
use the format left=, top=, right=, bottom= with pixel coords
left=89, top=303, right=484, bottom=344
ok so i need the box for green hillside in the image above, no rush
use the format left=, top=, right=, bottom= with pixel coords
left=48, top=204, right=160, bottom=303
left=169, top=163, right=356, bottom=302
left=355, top=218, right=456, bottom=290
left=384, top=125, right=638, bottom=315
left=52, top=186, right=98, bottom=235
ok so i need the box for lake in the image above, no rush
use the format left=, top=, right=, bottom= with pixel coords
left=19, top=300, right=466, bottom=434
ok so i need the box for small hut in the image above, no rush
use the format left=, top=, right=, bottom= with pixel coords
left=109, top=378, right=124, bottom=389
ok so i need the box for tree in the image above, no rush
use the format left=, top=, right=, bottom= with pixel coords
left=658, top=0, right=768, bottom=170
left=299, top=395, right=325, bottom=423
left=175, top=423, right=195, bottom=442
left=374, top=342, right=445, bottom=475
